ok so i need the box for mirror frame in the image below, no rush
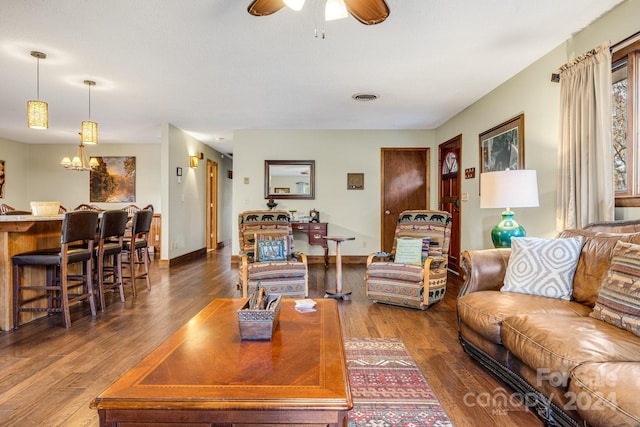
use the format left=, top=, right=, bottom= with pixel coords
left=264, top=160, right=315, bottom=200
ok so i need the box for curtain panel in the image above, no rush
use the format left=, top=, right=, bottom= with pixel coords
left=556, top=43, right=614, bottom=231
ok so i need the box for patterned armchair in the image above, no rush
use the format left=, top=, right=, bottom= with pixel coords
left=238, top=210, right=308, bottom=298
left=365, top=210, right=452, bottom=310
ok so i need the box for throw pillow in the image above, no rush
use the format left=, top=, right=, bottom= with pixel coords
left=394, top=237, right=423, bottom=265
left=501, top=236, right=583, bottom=300
left=590, top=241, right=640, bottom=337
left=255, top=238, right=286, bottom=262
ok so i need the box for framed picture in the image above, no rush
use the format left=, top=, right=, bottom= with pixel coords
left=274, top=187, right=290, bottom=194
left=0, top=160, right=5, bottom=198
left=347, top=173, right=364, bottom=190
left=479, top=114, right=524, bottom=173
left=90, top=156, right=136, bottom=202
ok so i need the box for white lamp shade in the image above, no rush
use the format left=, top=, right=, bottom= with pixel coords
left=283, top=0, right=305, bottom=11
left=325, top=0, right=348, bottom=21
left=480, top=170, right=539, bottom=209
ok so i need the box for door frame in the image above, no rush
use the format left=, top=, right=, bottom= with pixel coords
left=206, top=159, right=218, bottom=250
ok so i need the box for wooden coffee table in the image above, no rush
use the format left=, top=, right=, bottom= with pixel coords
left=91, top=298, right=352, bottom=426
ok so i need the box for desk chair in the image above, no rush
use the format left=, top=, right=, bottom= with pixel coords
left=365, top=210, right=452, bottom=310
left=12, top=210, right=99, bottom=328
left=95, top=210, right=129, bottom=310
left=122, top=209, right=153, bottom=296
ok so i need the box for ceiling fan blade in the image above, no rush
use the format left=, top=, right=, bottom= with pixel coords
left=247, top=0, right=286, bottom=17
left=344, top=0, right=390, bottom=25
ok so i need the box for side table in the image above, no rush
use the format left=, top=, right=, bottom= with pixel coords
left=323, top=236, right=355, bottom=300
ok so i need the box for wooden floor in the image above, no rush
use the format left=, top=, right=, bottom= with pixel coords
left=0, top=247, right=542, bottom=426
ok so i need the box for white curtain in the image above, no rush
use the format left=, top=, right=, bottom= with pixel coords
left=556, top=43, right=614, bottom=231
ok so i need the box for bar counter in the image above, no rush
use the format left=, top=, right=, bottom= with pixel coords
left=0, top=215, right=63, bottom=330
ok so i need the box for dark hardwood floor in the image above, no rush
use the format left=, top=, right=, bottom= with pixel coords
left=0, top=247, right=542, bottom=426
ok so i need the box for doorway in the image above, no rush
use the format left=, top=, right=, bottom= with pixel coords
left=380, top=148, right=430, bottom=254
left=438, top=135, right=461, bottom=273
left=206, top=159, right=218, bottom=250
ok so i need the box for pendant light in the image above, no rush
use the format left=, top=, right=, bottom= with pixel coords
left=81, top=80, right=98, bottom=144
left=283, top=0, right=305, bottom=11
left=27, top=51, right=48, bottom=129
left=325, top=0, right=348, bottom=21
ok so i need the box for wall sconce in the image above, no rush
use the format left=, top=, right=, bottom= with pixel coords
left=189, top=156, right=199, bottom=168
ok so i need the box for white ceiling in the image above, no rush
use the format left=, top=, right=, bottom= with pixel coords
left=0, top=0, right=624, bottom=155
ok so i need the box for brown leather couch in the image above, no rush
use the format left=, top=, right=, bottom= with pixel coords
left=457, top=226, right=640, bottom=427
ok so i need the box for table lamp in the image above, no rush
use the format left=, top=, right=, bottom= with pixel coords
left=480, top=169, right=539, bottom=248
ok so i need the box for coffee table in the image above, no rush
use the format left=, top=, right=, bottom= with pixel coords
left=91, top=298, right=352, bottom=426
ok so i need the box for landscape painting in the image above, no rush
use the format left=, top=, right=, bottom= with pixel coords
left=90, top=156, right=136, bottom=202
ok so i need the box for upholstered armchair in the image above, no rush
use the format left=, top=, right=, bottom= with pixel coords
left=238, top=210, right=308, bottom=298
left=365, top=210, right=452, bottom=310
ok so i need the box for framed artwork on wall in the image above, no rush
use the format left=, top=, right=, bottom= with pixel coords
left=479, top=114, right=525, bottom=173
left=90, top=156, right=136, bottom=202
left=0, top=160, right=4, bottom=198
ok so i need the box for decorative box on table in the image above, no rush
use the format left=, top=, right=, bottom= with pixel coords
left=237, top=293, right=282, bottom=340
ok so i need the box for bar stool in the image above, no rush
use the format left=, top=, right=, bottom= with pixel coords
left=12, top=210, right=99, bottom=329
left=122, top=209, right=153, bottom=296
left=95, top=210, right=129, bottom=311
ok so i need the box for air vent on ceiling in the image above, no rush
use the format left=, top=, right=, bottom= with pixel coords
left=352, top=93, right=379, bottom=102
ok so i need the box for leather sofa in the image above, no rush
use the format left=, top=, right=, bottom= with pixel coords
left=457, top=226, right=640, bottom=427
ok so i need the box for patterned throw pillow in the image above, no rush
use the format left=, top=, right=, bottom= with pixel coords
left=254, top=231, right=288, bottom=262
left=501, top=236, right=583, bottom=300
left=590, top=241, right=640, bottom=337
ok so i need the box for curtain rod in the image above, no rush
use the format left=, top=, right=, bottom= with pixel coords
left=551, top=31, right=640, bottom=82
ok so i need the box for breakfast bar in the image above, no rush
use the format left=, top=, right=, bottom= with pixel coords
left=0, top=215, right=63, bottom=330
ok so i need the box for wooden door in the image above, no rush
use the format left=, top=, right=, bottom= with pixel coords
left=439, top=136, right=461, bottom=273
left=206, top=159, right=218, bottom=250
left=381, top=148, right=430, bottom=253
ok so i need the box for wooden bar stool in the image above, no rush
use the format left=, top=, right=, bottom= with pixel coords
left=12, top=210, right=99, bottom=329
left=95, top=210, right=129, bottom=311
left=122, top=209, right=153, bottom=296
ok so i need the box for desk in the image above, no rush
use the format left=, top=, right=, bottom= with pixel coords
left=291, top=221, right=328, bottom=266
left=0, top=215, right=63, bottom=330
left=323, top=236, right=355, bottom=301
left=91, top=298, right=352, bottom=426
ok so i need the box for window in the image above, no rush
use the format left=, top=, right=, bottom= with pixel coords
left=613, top=38, right=640, bottom=206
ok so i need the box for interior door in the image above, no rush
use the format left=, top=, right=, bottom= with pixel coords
left=206, top=159, right=218, bottom=250
left=439, top=136, right=461, bottom=273
left=381, top=148, right=430, bottom=253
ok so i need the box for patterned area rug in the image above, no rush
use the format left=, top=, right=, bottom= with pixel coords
left=346, top=337, right=453, bottom=427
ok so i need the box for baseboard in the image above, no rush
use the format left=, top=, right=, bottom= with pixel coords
left=159, top=248, right=207, bottom=268
left=230, top=254, right=368, bottom=265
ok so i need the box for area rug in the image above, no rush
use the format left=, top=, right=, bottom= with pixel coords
left=345, top=337, right=453, bottom=427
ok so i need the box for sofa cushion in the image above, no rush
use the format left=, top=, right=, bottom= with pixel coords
left=590, top=241, right=640, bottom=337
left=501, top=314, right=640, bottom=390
left=501, top=236, right=583, bottom=300
left=366, top=262, right=423, bottom=282
left=247, top=261, right=307, bottom=280
left=457, top=291, right=591, bottom=345
left=569, top=362, right=640, bottom=427
left=559, top=229, right=640, bottom=307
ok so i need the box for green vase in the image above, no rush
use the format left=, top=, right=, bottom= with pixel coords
left=491, top=209, right=526, bottom=248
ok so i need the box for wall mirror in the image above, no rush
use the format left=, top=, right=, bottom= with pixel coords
left=265, top=160, right=315, bottom=200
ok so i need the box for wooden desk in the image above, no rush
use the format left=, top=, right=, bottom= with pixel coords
left=0, top=215, right=63, bottom=331
left=91, top=298, right=352, bottom=426
left=291, top=222, right=328, bottom=266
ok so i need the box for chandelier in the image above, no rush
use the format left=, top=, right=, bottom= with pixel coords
left=61, top=133, right=99, bottom=171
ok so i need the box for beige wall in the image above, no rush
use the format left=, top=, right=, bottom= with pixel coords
left=435, top=0, right=640, bottom=251
left=232, top=129, right=435, bottom=256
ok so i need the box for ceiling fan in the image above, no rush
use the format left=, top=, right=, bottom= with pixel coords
left=247, top=0, right=390, bottom=25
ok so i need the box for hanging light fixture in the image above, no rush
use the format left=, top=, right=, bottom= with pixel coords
left=27, top=51, right=48, bottom=129
left=283, top=0, right=305, bottom=11
left=81, top=80, right=98, bottom=144
left=325, top=0, right=348, bottom=21
left=61, top=132, right=99, bottom=171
